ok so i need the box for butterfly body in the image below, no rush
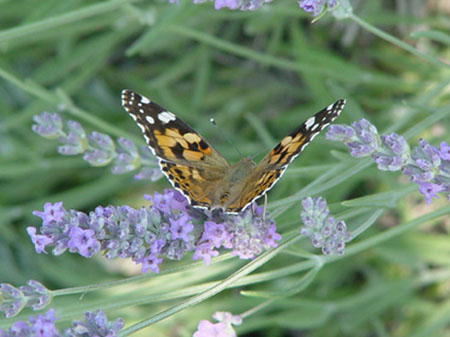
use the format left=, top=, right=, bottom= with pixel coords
left=122, top=90, right=346, bottom=213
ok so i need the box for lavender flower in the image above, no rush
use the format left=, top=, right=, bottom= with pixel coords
left=372, top=133, right=410, bottom=171
left=65, top=310, right=124, bottom=337
left=133, top=145, right=163, bottom=180
left=417, top=182, right=443, bottom=204
left=57, top=120, right=87, bottom=155
left=298, top=0, right=352, bottom=18
left=326, top=117, right=450, bottom=203
left=402, top=139, right=450, bottom=203
left=32, top=112, right=63, bottom=139
left=29, top=190, right=281, bottom=274
left=193, top=311, right=242, bottom=337
left=83, top=132, right=115, bottom=166
left=438, top=142, right=450, bottom=160
left=300, top=197, right=352, bottom=255
left=111, top=137, right=140, bottom=174
left=32, top=111, right=162, bottom=181
left=327, top=119, right=380, bottom=157
left=18, top=280, right=52, bottom=312
left=172, top=0, right=271, bottom=11
left=193, top=204, right=281, bottom=264
left=0, top=309, right=123, bottom=337
left=0, top=284, right=25, bottom=318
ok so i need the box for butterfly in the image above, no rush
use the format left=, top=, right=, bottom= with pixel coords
left=121, top=90, right=345, bottom=214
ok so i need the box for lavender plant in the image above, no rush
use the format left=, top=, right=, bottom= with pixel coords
left=193, top=311, right=242, bottom=337
left=32, top=112, right=162, bottom=181
left=28, top=189, right=281, bottom=275
left=1, top=0, right=448, bottom=335
left=169, top=0, right=352, bottom=15
left=0, top=309, right=123, bottom=337
left=326, top=119, right=450, bottom=203
left=300, top=197, right=352, bottom=255
left=0, top=281, right=51, bottom=318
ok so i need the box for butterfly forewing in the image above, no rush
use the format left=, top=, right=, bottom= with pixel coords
left=226, top=99, right=346, bottom=212
left=121, top=90, right=230, bottom=208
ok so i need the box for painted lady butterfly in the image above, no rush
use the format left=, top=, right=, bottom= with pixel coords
left=122, top=90, right=345, bottom=213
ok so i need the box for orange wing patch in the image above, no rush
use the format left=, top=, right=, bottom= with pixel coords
left=268, top=133, right=307, bottom=166
left=159, top=161, right=212, bottom=208
left=227, top=167, right=284, bottom=213
left=153, top=128, right=214, bottom=162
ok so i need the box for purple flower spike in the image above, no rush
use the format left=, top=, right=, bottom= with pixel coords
left=32, top=112, right=63, bottom=139
left=57, top=120, right=87, bottom=155
left=298, top=0, right=325, bottom=16
left=382, top=133, right=409, bottom=155
left=326, top=118, right=380, bottom=158
left=169, top=214, right=193, bottom=242
left=66, top=310, right=124, bottom=337
left=27, top=227, right=53, bottom=254
left=418, top=182, right=443, bottom=204
left=298, top=0, right=350, bottom=17
left=194, top=311, right=242, bottom=337
left=139, top=254, right=163, bottom=273
left=371, top=133, right=409, bottom=171
left=30, top=190, right=279, bottom=274
left=68, top=227, right=100, bottom=258
left=0, top=284, right=26, bottom=318
left=32, top=201, right=66, bottom=226
left=192, top=241, right=219, bottom=266
left=325, top=124, right=356, bottom=142
left=214, top=0, right=239, bottom=10
left=112, top=137, right=140, bottom=174
left=415, top=139, right=441, bottom=167
left=437, top=141, right=450, bottom=161
left=300, top=197, right=352, bottom=255
left=83, top=132, right=115, bottom=166
left=134, top=167, right=163, bottom=181
left=19, top=280, right=52, bottom=312
left=29, top=308, right=59, bottom=337
left=1, top=306, right=124, bottom=335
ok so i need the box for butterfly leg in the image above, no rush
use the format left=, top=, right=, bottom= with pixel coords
left=263, top=193, right=268, bottom=222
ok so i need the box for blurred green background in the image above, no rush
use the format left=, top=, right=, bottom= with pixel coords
left=0, top=0, right=449, bottom=336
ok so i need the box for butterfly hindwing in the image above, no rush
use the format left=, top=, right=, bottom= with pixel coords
left=226, top=99, right=346, bottom=212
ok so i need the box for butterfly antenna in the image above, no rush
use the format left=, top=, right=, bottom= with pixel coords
left=210, top=118, right=243, bottom=158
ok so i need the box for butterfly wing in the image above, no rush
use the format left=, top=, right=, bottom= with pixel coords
left=226, top=99, right=346, bottom=213
left=121, top=90, right=230, bottom=209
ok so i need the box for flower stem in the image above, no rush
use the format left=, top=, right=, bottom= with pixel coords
left=348, top=13, right=450, bottom=70
left=118, top=233, right=301, bottom=336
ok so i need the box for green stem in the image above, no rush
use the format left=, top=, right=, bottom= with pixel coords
left=0, top=0, right=137, bottom=44
left=324, top=204, right=450, bottom=263
left=349, top=13, right=450, bottom=69
left=118, top=234, right=301, bottom=336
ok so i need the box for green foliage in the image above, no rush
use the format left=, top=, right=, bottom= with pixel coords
left=0, top=0, right=449, bottom=336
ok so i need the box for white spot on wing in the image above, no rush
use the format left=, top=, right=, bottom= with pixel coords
left=137, top=123, right=146, bottom=133
left=327, top=103, right=334, bottom=111
left=305, top=117, right=315, bottom=129
left=146, top=116, right=155, bottom=124
left=158, top=111, right=176, bottom=124
left=140, top=96, right=150, bottom=104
